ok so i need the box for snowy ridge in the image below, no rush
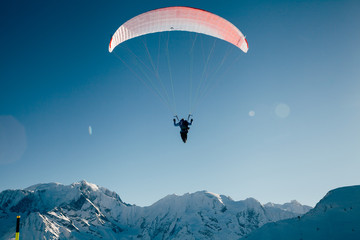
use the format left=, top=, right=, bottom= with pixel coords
left=244, top=185, right=360, bottom=240
left=264, top=200, right=312, bottom=214
left=0, top=181, right=311, bottom=239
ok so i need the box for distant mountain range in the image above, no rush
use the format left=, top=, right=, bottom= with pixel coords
left=1, top=181, right=357, bottom=239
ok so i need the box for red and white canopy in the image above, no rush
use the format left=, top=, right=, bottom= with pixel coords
left=109, top=6, right=248, bottom=53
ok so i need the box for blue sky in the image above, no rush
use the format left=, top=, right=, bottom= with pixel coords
left=1, top=0, right=360, bottom=207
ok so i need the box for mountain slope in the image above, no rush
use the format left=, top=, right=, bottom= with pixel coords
left=0, top=181, right=310, bottom=240
left=244, top=185, right=360, bottom=240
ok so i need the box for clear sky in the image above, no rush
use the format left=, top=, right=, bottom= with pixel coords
left=1, top=0, right=360, bottom=207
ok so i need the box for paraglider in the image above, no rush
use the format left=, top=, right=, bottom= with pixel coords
left=109, top=6, right=248, bottom=143
left=173, top=115, right=193, bottom=143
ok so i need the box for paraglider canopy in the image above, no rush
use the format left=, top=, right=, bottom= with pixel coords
left=109, top=6, right=248, bottom=53
left=108, top=6, right=249, bottom=116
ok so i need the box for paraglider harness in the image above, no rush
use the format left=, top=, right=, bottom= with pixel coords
left=174, top=115, right=192, bottom=132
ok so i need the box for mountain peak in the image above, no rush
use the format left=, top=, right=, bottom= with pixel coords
left=290, top=199, right=300, bottom=205
left=72, top=180, right=100, bottom=192
left=313, top=185, right=360, bottom=213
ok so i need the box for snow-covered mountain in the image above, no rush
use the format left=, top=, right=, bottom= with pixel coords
left=0, top=181, right=310, bottom=240
left=244, top=185, right=360, bottom=240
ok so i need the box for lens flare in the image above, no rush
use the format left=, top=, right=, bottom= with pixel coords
left=275, top=103, right=290, bottom=118
left=0, top=116, right=27, bottom=164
